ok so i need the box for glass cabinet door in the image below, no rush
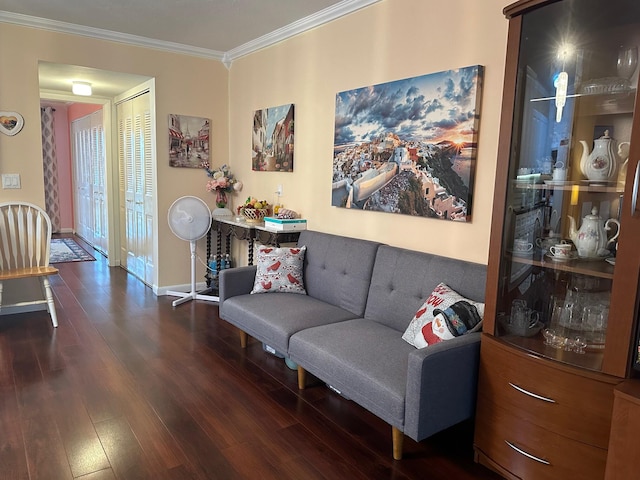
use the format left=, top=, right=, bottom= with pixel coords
left=497, top=0, right=639, bottom=371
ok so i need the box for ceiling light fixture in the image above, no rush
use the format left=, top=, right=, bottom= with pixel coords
left=72, top=81, right=92, bottom=96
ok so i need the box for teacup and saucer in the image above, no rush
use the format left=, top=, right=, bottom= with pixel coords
left=512, top=238, right=533, bottom=257
left=546, top=243, right=576, bottom=261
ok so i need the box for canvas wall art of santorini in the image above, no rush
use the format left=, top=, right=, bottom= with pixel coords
left=332, top=65, right=484, bottom=222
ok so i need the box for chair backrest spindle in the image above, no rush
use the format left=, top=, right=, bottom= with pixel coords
left=0, top=207, right=8, bottom=270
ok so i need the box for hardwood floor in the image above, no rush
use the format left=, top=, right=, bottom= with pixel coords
left=0, top=237, right=500, bottom=479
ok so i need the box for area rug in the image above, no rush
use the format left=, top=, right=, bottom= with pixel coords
left=50, top=238, right=96, bottom=263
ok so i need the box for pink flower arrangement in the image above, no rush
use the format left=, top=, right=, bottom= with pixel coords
left=202, top=162, right=238, bottom=194
left=206, top=176, right=230, bottom=192
left=201, top=162, right=242, bottom=208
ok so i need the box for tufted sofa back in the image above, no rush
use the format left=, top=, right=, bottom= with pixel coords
left=297, top=230, right=381, bottom=317
left=364, top=245, right=487, bottom=332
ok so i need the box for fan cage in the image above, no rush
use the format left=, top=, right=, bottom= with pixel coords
left=168, top=196, right=212, bottom=241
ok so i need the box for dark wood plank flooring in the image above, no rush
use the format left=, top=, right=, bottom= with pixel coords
left=0, top=236, right=500, bottom=479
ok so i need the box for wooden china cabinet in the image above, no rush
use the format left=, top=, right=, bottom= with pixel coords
left=474, top=0, right=640, bottom=478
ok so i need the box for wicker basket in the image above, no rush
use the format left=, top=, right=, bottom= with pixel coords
left=242, top=208, right=268, bottom=223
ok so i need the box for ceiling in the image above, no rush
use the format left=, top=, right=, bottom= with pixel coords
left=0, top=0, right=379, bottom=58
left=3, top=0, right=379, bottom=100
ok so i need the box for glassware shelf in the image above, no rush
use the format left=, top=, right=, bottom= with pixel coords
left=509, top=253, right=615, bottom=280
left=513, top=180, right=624, bottom=194
left=528, top=89, right=636, bottom=116
left=500, top=335, right=605, bottom=372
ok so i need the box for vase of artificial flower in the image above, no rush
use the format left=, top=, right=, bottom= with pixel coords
left=202, top=162, right=242, bottom=216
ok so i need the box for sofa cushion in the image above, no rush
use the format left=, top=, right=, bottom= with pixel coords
left=364, top=245, right=487, bottom=333
left=289, top=318, right=414, bottom=428
left=219, top=292, right=360, bottom=354
left=402, top=284, right=485, bottom=348
left=296, top=231, right=381, bottom=317
left=251, top=245, right=306, bottom=295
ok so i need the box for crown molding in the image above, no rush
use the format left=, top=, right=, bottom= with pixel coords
left=223, top=0, right=381, bottom=66
left=0, top=0, right=380, bottom=67
left=0, top=10, right=225, bottom=61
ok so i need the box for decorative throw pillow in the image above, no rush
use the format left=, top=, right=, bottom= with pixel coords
left=401, top=283, right=484, bottom=348
left=251, top=246, right=307, bottom=295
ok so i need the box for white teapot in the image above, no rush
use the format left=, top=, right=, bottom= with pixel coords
left=567, top=207, right=620, bottom=259
left=579, top=130, right=618, bottom=182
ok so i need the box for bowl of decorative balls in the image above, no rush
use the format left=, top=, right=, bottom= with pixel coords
left=239, top=197, right=270, bottom=223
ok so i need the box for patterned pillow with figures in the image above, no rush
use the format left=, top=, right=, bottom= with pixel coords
left=401, top=283, right=485, bottom=348
left=251, top=246, right=307, bottom=295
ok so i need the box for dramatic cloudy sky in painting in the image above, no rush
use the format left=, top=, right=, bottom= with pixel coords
left=334, top=66, right=482, bottom=146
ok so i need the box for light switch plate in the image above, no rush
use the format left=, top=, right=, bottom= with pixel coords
left=2, top=173, right=21, bottom=189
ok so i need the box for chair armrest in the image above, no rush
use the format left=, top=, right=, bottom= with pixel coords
left=403, top=332, right=481, bottom=442
left=218, top=266, right=257, bottom=303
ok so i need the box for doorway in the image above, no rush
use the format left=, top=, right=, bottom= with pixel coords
left=38, top=62, right=156, bottom=285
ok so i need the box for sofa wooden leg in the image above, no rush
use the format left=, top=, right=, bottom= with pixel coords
left=297, top=366, right=306, bottom=390
left=392, top=426, right=404, bottom=460
left=239, top=330, right=248, bottom=348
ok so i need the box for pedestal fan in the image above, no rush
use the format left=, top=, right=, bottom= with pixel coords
left=166, top=196, right=218, bottom=306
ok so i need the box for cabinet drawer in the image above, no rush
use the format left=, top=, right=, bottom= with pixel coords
left=478, top=336, right=618, bottom=448
left=475, top=396, right=607, bottom=480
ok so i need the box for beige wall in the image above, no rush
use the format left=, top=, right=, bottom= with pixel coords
left=0, top=22, right=229, bottom=292
left=1, top=0, right=510, bottom=303
left=229, top=0, right=509, bottom=265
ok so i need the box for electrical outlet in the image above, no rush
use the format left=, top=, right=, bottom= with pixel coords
left=1, top=173, right=21, bottom=189
left=276, top=184, right=283, bottom=196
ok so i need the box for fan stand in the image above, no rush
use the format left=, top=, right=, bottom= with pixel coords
left=165, top=239, right=219, bottom=306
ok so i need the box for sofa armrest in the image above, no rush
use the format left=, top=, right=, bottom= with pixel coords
left=403, top=332, right=481, bottom=442
left=218, top=266, right=257, bottom=303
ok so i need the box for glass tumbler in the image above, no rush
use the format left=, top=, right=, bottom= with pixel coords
left=511, top=299, right=528, bottom=334
left=617, top=45, right=639, bottom=80
left=591, top=306, right=608, bottom=349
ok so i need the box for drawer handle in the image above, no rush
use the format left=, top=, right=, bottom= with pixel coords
left=505, top=440, right=551, bottom=465
left=509, top=382, right=556, bottom=403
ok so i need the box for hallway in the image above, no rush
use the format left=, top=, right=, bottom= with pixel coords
left=0, top=239, right=498, bottom=479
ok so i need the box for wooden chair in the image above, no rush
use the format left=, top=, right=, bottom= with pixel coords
left=0, top=202, right=58, bottom=327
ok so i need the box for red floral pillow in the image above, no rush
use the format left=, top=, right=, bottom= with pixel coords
left=251, top=246, right=307, bottom=295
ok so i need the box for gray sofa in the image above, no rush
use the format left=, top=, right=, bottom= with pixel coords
left=219, top=230, right=487, bottom=459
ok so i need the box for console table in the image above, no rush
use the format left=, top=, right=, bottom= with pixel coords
left=206, top=215, right=302, bottom=288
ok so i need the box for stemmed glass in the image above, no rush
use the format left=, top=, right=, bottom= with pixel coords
left=543, top=328, right=558, bottom=347
left=573, top=336, right=587, bottom=354
left=563, top=336, right=575, bottom=352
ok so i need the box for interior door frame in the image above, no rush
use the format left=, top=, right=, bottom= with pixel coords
left=39, top=90, right=120, bottom=266
left=40, top=78, right=157, bottom=284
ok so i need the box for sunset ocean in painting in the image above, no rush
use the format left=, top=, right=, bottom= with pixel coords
left=332, top=66, right=483, bottom=221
